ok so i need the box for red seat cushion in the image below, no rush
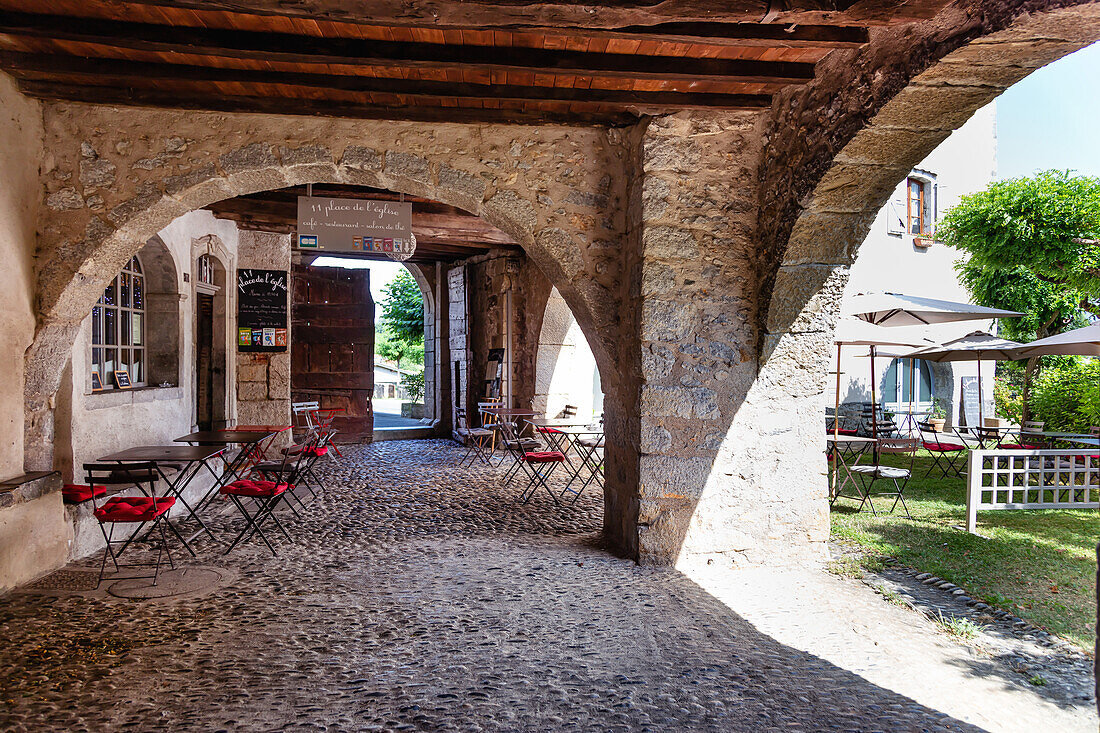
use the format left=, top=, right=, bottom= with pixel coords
left=523, top=451, right=565, bottom=464
left=94, top=496, right=175, bottom=523
left=922, top=442, right=966, bottom=452
left=220, top=479, right=290, bottom=497
left=282, top=445, right=328, bottom=457
left=1001, top=443, right=1042, bottom=450
left=62, top=484, right=106, bottom=504
left=837, top=428, right=858, bottom=436
left=538, top=427, right=564, bottom=434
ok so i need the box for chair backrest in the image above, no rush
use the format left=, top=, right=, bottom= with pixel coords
left=276, top=431, right=319, bottom=484
left=1021, top=420, right=1044, bottom=432
left=917, top=421, right=939, bottom=439
left=83, top=461, right=162, bottom=510
left=878, top=437, right=919, bottom=455
left=557, top=404, right=577, bottom=419
left=1090, top=425, right=1100, bottom=438
left=292, top=401, right=320, bottom=429
left=455, top=408, right=470, bottom=431
left=477, top=400, right=501, bottom=427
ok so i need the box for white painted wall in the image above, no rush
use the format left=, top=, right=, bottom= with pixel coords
left=58, top=210, right=241, bottom=558
left=839, top=103, right=999, bottom=425
left=533, top=287, right=603, bottom=421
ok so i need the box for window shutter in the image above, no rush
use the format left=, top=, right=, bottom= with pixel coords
left=924, top=183, right=936, bottom=235
left=886, top=182, right=906, bottom=235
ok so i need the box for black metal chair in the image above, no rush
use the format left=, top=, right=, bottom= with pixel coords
left=82, top=462, right=192, bottom=587
left=917, top=421, right=968, bottom=477
left=842, top=437, right=919, bottom=518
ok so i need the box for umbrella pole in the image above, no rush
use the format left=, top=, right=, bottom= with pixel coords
left=908, top=356, right=915, bottom=436
left=833, top=344, right=841, bottom=496
left=871, top=346, right=878, bottom=462
left=978, top=358, right=984, bottom=428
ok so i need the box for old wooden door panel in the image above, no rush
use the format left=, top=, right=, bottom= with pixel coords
left=291, top=265, right=375, bottom=442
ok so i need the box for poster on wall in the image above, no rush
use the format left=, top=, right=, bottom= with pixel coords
left=296, top=195, right=416, bottom=260
left=237, top=269, right=288, bottom=353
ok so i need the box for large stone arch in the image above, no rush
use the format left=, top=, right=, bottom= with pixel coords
left=688, top=2, right=1100, bottom=566
left=23, top=104, right=638, bottom=550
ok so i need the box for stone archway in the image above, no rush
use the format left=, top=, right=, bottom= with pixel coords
left=23, top=107, right=638, bottom=551
left=711, top=3, right=1100, bottom=566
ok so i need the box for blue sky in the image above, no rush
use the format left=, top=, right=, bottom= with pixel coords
left=996, top=42, right=1100, bottom=180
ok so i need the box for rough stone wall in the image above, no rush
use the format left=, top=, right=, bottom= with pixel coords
left=447, top=264, right=469, bottom=433
left=463, top=250, right=552, bottom=417
left=0, top=74, right=43, bottom=481
left=25, top=102, right=632, bottom=515
left=634, top=112, right=828, bottom=567
left=235, top=230, right=292, bottom=433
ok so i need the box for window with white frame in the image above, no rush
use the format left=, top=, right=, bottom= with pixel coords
left=91, top=256, right=145, bottom=388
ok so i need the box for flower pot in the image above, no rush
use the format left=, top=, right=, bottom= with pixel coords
left=401, top=402, right=424, bottom=419
left=929, top=418, right=946, bottom=431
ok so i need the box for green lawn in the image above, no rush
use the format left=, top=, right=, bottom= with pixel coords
left=830, top=451, right=1098, bottom=650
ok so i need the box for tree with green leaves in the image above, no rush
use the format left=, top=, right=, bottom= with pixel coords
left=941, top=170, right=1100, bottom=420
left=380, top=270, right=425, bottom=345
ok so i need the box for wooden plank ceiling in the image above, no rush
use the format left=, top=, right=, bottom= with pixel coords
left=0, top=0, right=953, bottom=126
left=207, top=185, right=522, bottom=264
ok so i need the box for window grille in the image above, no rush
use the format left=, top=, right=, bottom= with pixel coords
left=91, top=256, right=145, bottom=388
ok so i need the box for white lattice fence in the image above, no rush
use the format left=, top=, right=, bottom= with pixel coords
left=966, top=450, right=1100, bottom=533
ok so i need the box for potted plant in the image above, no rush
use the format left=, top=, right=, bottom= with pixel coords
left=400, top=372, right=425, bottom=419
left=929, top=399, right=947, bottom=431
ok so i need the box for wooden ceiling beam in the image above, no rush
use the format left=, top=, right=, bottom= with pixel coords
left=0, top=53, right=775, bottom=111
left=0, top=11, right=818, bottom=85
left=16, top=80, right=633, bottom=127
left=90, top=0, right=948, bottom=29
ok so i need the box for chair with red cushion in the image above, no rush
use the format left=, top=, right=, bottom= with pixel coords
left=917, top=422, right=968, bottom=477
left=999, top=420, right=1047, bottom=450
left=62, top=483, right=106, bottom=504
left=83, top=462, right=190, bottom=587
left=221, top=434, right=314, bottom=555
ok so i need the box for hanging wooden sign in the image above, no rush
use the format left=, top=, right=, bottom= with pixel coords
left=237, top=269, right=288, bottom=353
left=295, top=196, right=416, bottom=260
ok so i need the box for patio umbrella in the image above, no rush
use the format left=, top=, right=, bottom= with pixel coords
left=903, top=331, right=1025, bottom=427
left=1011, top=323, right=1100, bottom=358
left=844, top=292, right=1024, bottom=327
left=833, top=321, right=935, bottom=445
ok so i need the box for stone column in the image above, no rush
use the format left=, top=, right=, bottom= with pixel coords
left=636, top=113, right=830, bottom=567
left=234, top=230, right=292, bottom=436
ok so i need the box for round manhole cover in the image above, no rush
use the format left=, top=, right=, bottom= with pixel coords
left=107, top=566, right=226, bottom=600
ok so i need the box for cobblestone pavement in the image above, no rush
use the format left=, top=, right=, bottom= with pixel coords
left=0, top=440, right=1086, bottom=731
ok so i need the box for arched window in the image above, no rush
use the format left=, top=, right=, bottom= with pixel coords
left=91, top=256, right=145, bottom=388
left=884, top=358, right=933, bottom=408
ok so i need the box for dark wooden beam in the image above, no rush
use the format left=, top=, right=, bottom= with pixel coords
left=16, top=80, right=634, bottom=127
left=0, top=11, right=818, bottom=85
left=92, top=0, right=948, bottom=29
left=0, top=53, right=775, bottom=110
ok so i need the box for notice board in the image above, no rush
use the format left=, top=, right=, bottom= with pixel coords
left=960, top=376, right=980, bottom=427
left=295, top=195, right=414, bottom=257
left=237, top=269, right=288, bottom=352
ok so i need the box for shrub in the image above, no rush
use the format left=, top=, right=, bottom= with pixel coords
left=993, top=368, right=1024, bottom=425
left=1029, top=358, right=1100, bottom=432
left=400, top=371, right=425, bottom=403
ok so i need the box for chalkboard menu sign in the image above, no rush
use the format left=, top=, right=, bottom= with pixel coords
left=960, top=376, right=980, bottom=427
left=237, top=269, right=288, bottom=353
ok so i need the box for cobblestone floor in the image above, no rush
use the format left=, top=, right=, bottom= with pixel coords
left=0, top=440, right=1088, bottom=731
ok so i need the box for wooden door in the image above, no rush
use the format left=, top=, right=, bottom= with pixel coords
left=195, top=293, right=214, bottom=431
left=291, top=265, right=375, bottom=442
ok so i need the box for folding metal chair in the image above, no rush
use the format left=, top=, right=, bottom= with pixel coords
left=1000, top=420, right=1046, bottom=450
left=310, top=407, right=345, bottom=463
left=455, top=408, right=494, bottom=466
left=82, top=462, right=193, bottom=587
left=497, top=419, right=545, bottom=485
left=917, top=421, right=967, bottom=477
left=512, top=449, right=566, bottom=504
left=220, top=436, right=313, bottom=555
left=256, top=429, right=331, bottom=498
left=477, top=399, right=503, bottom=454
left=560, top=433, right=603, bottom=504
left=838, top=437, right=918, bottom=518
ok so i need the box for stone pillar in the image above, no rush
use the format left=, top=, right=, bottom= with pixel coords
left=636, top=113, right=830, bottom=567
left=234, top=230, right=292, bottom=436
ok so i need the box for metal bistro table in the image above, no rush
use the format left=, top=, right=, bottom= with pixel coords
left=98, top=444, right=226, bottom=542
left=481, top=407, right=539, bottom=439
left=528, top=417, right=595, bottom=466
left=555, top=425, right=604, bottom=503
left=175, top=430, right=279, bottom=511
left=826, top=435, right=876, bottom=499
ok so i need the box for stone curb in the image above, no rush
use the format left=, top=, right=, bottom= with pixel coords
left=870, top=557, right=1087, bottom=656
